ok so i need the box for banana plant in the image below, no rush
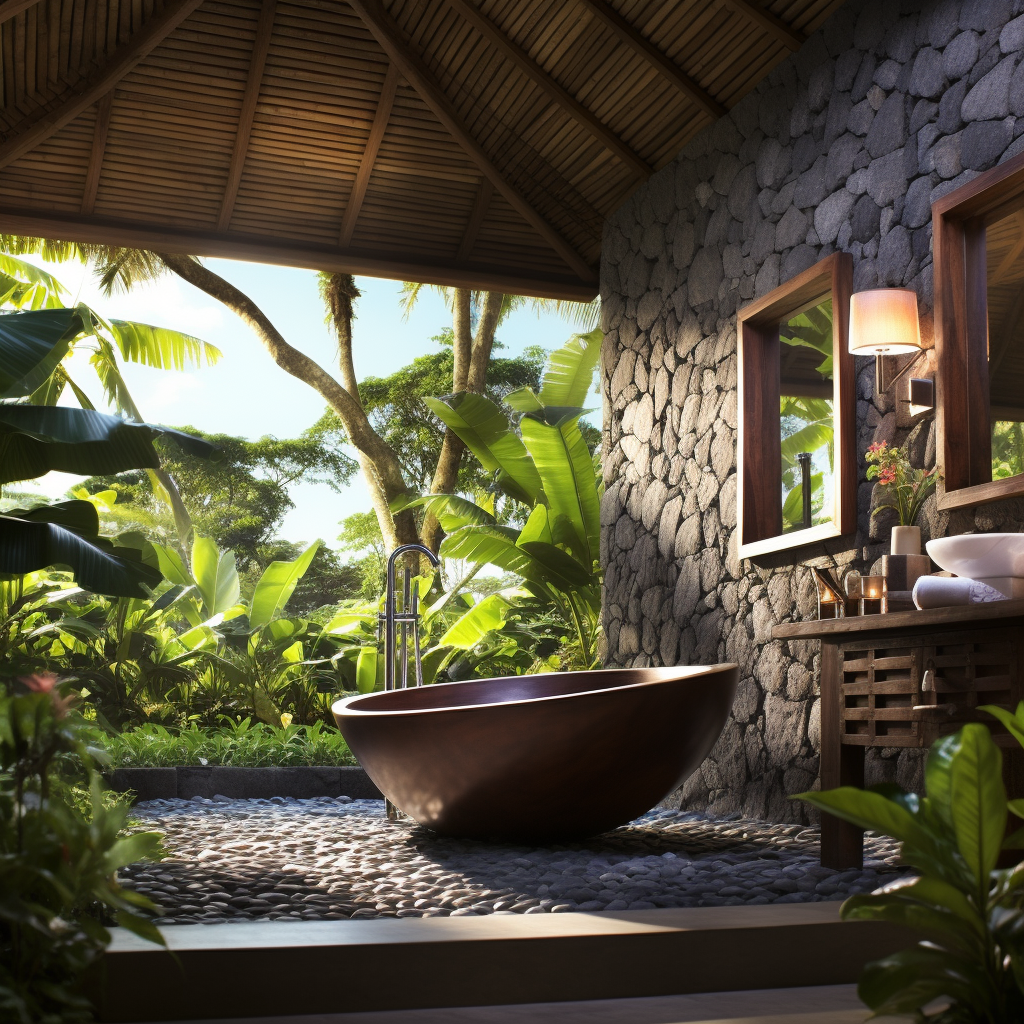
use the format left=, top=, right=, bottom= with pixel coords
left=401, top=330, right=604, bottom=668
left=796, top=723, right=1024, bottom=1021
left=0, top=307, right=219, bottom=596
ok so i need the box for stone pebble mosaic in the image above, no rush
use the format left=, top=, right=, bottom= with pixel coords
left=119, top=797, right=911, bottom=924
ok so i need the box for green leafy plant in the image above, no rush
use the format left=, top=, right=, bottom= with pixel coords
left=865, top=440, right=939, bottom=527
left=0, top=673, right=163, bottom=1023
left=103, top=718, right=356, bottom=767
left=797, top=723, right=1024, bottom=1022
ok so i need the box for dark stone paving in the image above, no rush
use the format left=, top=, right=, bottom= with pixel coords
left=119, top=797, right=908, bottom=924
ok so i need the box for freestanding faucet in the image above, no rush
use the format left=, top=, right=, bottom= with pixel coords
left=379, top=543, right=440, bottom=820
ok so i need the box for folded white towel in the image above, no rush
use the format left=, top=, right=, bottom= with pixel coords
left=913, top=575, right=1007, bottom=609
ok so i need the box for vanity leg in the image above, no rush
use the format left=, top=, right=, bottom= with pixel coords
left=819, top=641, right=864, bottom=869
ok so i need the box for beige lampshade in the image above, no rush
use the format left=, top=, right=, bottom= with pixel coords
left=848, top=288, right=922, bottom=355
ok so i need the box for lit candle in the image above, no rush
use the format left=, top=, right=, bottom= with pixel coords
left=860, top=576, right=886, bottom=615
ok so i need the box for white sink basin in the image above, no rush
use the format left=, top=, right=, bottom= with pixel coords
left=926, top=533, right=1024, bottom=597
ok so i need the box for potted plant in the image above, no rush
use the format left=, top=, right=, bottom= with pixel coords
left=865, top=441, right=938, bottom=596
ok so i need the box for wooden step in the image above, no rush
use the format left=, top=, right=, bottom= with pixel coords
left=90, top=904, right=913, bottom=1022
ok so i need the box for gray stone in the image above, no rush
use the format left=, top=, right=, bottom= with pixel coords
left=851, top=193, right=881, bottom=242
left=866, top=92, right=907, bottom=158
left=1010, top=59, right=1024, bottom=117
left=938, top=78, right=969, bottom=133
left=688, top=247, right=723, bottom=305
left=909, top=99, right=939, bottom=135
left=962, top=55, right=1017, bottom=121
left=867, top=148, right=909, bottom=206
left=877, top=225, right=912, bottom=286
left=944, top=31, right=980, bottom=80
left=756, top=137, right=791, bottom=190
left=632, top=393, right=655, bottom=442
left=835, top=47, right=862, bottom=93
left=658, top=495, right=682, bottom=560
left=793, top=155, right=829, bottom=208
left=814, top=189, right=855, bottom=245
left=932, top=132, right=963, bottom=178
left=928, top=0, right=960, bottom=48
left=901, top=175, right=934, bottom=229
left=961, top=0, right=1013, bottom=33
left=641, top=480, right=669, bottom=531
left=727, top=164, right=758, bottom=221
left=674, top=514, right=702, bottom=559
left=672, top=221, right=695, bottom=269
left=848, top=97, right=875, bottom=135
left=852, top=53, right=877, bottom=103
left=764, top=695, right=808, bottom=769
left=1002, top=14, right=1024, bottom=54
left=825, top=132, right=863, bottom=189
left=962, top=119, right=1014, bottom=168
left=909, top=47, right=945, bottom=98
left=873, top=59, right=901, bottom=91
left=775, top=206, right=808, bottom=250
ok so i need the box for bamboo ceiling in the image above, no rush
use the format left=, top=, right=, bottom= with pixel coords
left=0, top=0, right=844, bottom=300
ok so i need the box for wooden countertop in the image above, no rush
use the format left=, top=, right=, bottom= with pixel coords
left=772, top=598, right=1024, bottom=640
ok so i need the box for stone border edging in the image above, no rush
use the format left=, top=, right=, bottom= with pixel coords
left=107, top=765, right=382, bottom=803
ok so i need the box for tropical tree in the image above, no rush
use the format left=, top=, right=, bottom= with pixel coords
left=0, top=236, right=598, bottom=557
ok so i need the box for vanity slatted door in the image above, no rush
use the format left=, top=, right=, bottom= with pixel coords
left=839, top=629, right=1023, bottom=749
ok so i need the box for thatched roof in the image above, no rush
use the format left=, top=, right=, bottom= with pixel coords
left=0, top=0, right=842, bottom=299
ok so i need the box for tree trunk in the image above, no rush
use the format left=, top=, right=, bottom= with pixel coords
left=420, top=290, right=505, bottom=552
left=157, top=254, right=418, bottom=551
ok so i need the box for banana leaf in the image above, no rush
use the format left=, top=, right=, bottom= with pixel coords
left=191, top=537, right=241, bottom=618
left=249, top=540, right=319, bottom=629
left=0, top=405, right=219, bottom=484
left=424, top=393, right=542, bottom=505
left=437, top=594, right=509, bottom=649
left=537, top=327, right=602, bottom=408
left=519, top=408, right=600, bottom=565
left=391, top=492, right=495, bottom=531
left=0, top=306, right=85, bottom=399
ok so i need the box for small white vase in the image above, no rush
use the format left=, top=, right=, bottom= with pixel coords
left=891, top=525, right=922, bottom=556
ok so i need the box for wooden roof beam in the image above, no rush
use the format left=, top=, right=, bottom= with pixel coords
left=80, top=91, right=113, bottom=215
left=218, top=0, right=276, bottom=231
left=457, top=178, right=492, bottom=262
left=338, top=62, right=399, bottom=247
left=444, top=0, right=651, bottom=180
left=717, top=0, right=804, bottom=52
left=0, top=0, right=42, bottom=26
left=0, top=0, right=206, bottom=171
left=576, top=0, right=725, bottom=121
left=346, top=0, right=596, bottom=285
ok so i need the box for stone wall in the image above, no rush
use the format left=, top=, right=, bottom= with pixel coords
left=600, top=0, right=1024, bottom=822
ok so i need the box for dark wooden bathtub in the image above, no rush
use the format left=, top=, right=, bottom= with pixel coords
left=332, top=664, right=739, bottom=841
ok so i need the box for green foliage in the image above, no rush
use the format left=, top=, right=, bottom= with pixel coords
left=0, top=674, right=163, bottom=1023
left=102, top=718, right=356, bottom=767
left=796, top=721, right=1024, bottom=1022
left=399, top=330, right=604, bottom=669
left=992, top=419, right=1024, bottom=481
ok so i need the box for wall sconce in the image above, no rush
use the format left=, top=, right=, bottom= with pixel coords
left=848, top=288, right=933, bottom=410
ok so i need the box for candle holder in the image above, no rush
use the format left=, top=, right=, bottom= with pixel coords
left=811, top=567, right=844, bottom=619
left=844, top=571, right=862, bottom=617
left=859, top=575, right=886, bottom=615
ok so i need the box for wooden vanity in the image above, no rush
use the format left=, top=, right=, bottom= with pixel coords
left=773, top=601, right=1024, bottom=868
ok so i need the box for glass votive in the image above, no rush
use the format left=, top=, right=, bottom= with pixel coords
left=811, top=567, right=844, bottom=619
left=859, top=575, right=886, bottom=615
left=844, top=571, right=862, bottom=617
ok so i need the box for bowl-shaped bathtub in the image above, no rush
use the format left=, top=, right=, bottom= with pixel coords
left=332, top=664, right=738, bottom=841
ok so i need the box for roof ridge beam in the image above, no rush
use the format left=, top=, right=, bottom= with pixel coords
left=80, top=91, right=113, bottom=215
left=0, top=0, right=43, bottom=26
left=338, top=62, right=400, bottom=247
left=218, top=0, right=277, bottom=231
left=717, top=0, right=804, bottom=52
left=0, top=0, right=207, bottom=171
left=444, top=0, right=651, bottom=180
left=576, top=0, right=725, bottom=121
left=346, top=0, right=596, bottom=285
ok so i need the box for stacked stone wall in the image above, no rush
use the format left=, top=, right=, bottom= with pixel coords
left=601, top=0, right=1024, bottom=822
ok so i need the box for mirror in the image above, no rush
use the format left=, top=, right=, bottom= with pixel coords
left=780, top=299, right=834, bottom=534
left=737, top=254, right=854, bottom=559
left=986, top=208, right=1024, bottom=482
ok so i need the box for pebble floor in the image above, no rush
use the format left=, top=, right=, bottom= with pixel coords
left=119, top=797, right=908, bottom=924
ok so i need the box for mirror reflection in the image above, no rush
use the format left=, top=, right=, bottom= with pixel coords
left=779, top=299, right=834, bottom=534
left=986, top=208, right=1024, bottom=481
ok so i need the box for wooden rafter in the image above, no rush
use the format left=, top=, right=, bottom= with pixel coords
left=0, top=206, right=598, bottom=299
left=0, top=0, right=206, bottom=171
left=338, top=63, right=399, bottom=247
left=718, top=0, right=804, bottom=51
left=443, top=0, right=651, bottom=179
left=457, top=179, right=492, bottom=262
left=80, top=91, right=113, bottom=215
left=0, top=0, right=42, bottom=26
left=346, top=0, right=596, bottom=284
left=575, top=0, right=725, bottom=120
left=218, top=0, right=277, bottom=231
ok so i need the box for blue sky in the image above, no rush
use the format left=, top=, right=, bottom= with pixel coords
left=24, top=255, right=587, bottom=548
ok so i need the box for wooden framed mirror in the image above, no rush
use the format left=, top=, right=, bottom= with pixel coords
left=934, top=149, right=1024, bottom=510
left=736, top=252, right=855, bottom=559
